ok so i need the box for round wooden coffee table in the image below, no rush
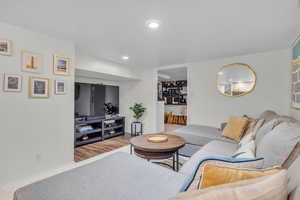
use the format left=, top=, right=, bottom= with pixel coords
left=129, top=134, right=186, bottom=171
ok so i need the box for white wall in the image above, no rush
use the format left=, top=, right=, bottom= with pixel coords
left=0, top=22, right=75, bottom=185
left=188, top=49, right=290, bottom=127
left=120, top=67, right=157, bottom=134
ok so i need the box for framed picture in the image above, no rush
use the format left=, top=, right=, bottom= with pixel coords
left=29, top=77, right=50, bottom=98
left=21, top=51, right=44, bottom=73
left=55, top=80, right=67, bottom=95
left=53, top=55, right=71, bottom=76
left=291, top=34, right=300, bottom=109
left=0, top=37, right=12, bottom=56
left=3, top=74, right=22, bottom=92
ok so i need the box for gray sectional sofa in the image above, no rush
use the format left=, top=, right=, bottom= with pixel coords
left=14, top=110, right=300, bottom=200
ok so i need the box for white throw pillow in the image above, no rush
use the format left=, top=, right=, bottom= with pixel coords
left=233, top=140, right=256, bottom=159
left=239, top=132, right=254, bottom=147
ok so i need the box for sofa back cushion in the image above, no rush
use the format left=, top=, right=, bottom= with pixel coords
left=255, top=118, right=280, bottom=145
left=256, top=122, right=300, bottom=168
left=259, top=110, right=278, bottom=123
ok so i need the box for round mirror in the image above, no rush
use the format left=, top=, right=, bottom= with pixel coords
left=217, top=63, right=256, bottom=97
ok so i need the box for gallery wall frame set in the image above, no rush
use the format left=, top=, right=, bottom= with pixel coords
left=291, top=34, right=300, bottom=110
left=0, top=36, right=71, bottom=98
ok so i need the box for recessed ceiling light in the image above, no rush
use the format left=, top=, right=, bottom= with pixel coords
left=121, top=56, right=129, bottom=60
left=146, top=19, right=160, bottom=30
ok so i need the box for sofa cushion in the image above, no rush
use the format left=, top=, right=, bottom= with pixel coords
left=259, top=110, right=278, bottom=123
left=222, top=117, right=249, bottom=142
left=170, top=170, right=288, bottom=200
left=14, top=152, right=187, bottom=200
left=255, top=118, right=280, bottom=145
left=180, top=141, right=238, bottom=177
left=256, top=122, right=300, bottom=168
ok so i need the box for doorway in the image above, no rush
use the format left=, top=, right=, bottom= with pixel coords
left=157, top=67, right=188, bottom=133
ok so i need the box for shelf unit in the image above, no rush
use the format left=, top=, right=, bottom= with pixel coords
left=158, top=80, right=187, bottom=105
left=74, top=116, right=125, bottom=147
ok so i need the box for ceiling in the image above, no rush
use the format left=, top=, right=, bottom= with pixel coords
left=1, top=0, right=300, bottom=68
left=158, top=67, right=187, bottom=81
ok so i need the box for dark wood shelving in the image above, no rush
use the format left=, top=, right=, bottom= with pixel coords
left=75, top=128, right=102, bottom=139
left=74, top=116, right=125, bottom=147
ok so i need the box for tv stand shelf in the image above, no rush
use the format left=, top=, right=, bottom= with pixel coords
left=74, top=116, right=125, bottom=147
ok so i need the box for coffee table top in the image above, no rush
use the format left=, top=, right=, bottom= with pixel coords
left=130, top=134, right=186, bottom=153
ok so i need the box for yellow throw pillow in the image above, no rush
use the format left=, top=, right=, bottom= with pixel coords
left=222, top=117, right=249, bottom=141
left=169, top=170, right=288, bottom=200
left=200, top=164, right=281, bottom=189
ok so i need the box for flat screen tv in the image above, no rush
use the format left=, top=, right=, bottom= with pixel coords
left=75, top=82, right=119, bottom=117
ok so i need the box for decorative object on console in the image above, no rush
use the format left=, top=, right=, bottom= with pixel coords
left=104, top=103, right=118, bottom=115
left=291, top=34, right=300, bottom=109
left=3, top=74, right=22, bottom=92
left=29, top=76, right=50, bottom=98
left=54, top=80, right=66, bottom=95
left=130, top=103, right=146, bottom=136
left=53, top=55, right=71, bottom=76
left=21, top=50, right=44, bottom=73
left=0, top=37, right=12, bottom=56
left=217, top=63, right=256, bottom=97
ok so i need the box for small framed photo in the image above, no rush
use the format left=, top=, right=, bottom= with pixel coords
left=55, top=80, right=67, bottom=95
left=4, top=74, right=22, bottom=92
left=0, top=38, right=12, bottom=56
left=53, top=55, right=71, bottom=76
left=29, top=77, right=50, bottom=98
left=21, top=51, right=44, bottom=73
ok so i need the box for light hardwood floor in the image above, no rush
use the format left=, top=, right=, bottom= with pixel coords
left=74, top=135, right=132, bottom=162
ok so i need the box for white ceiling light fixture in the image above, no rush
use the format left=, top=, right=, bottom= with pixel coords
left=121, top=55, right=129, bottom=60
left=146, top=19, right=160, bottom=30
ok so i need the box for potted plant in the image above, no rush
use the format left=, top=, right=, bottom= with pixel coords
left=130, top=103, right=146, bottom=136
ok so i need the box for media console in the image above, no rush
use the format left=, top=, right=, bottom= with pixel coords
left=74, top=116, right=125, bottom=147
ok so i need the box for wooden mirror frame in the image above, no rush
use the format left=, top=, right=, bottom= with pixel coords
left=217, top=63, right=257, bottom=97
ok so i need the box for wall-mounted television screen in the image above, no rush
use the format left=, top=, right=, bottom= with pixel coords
left=75, top=82, right=119, bottom=117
